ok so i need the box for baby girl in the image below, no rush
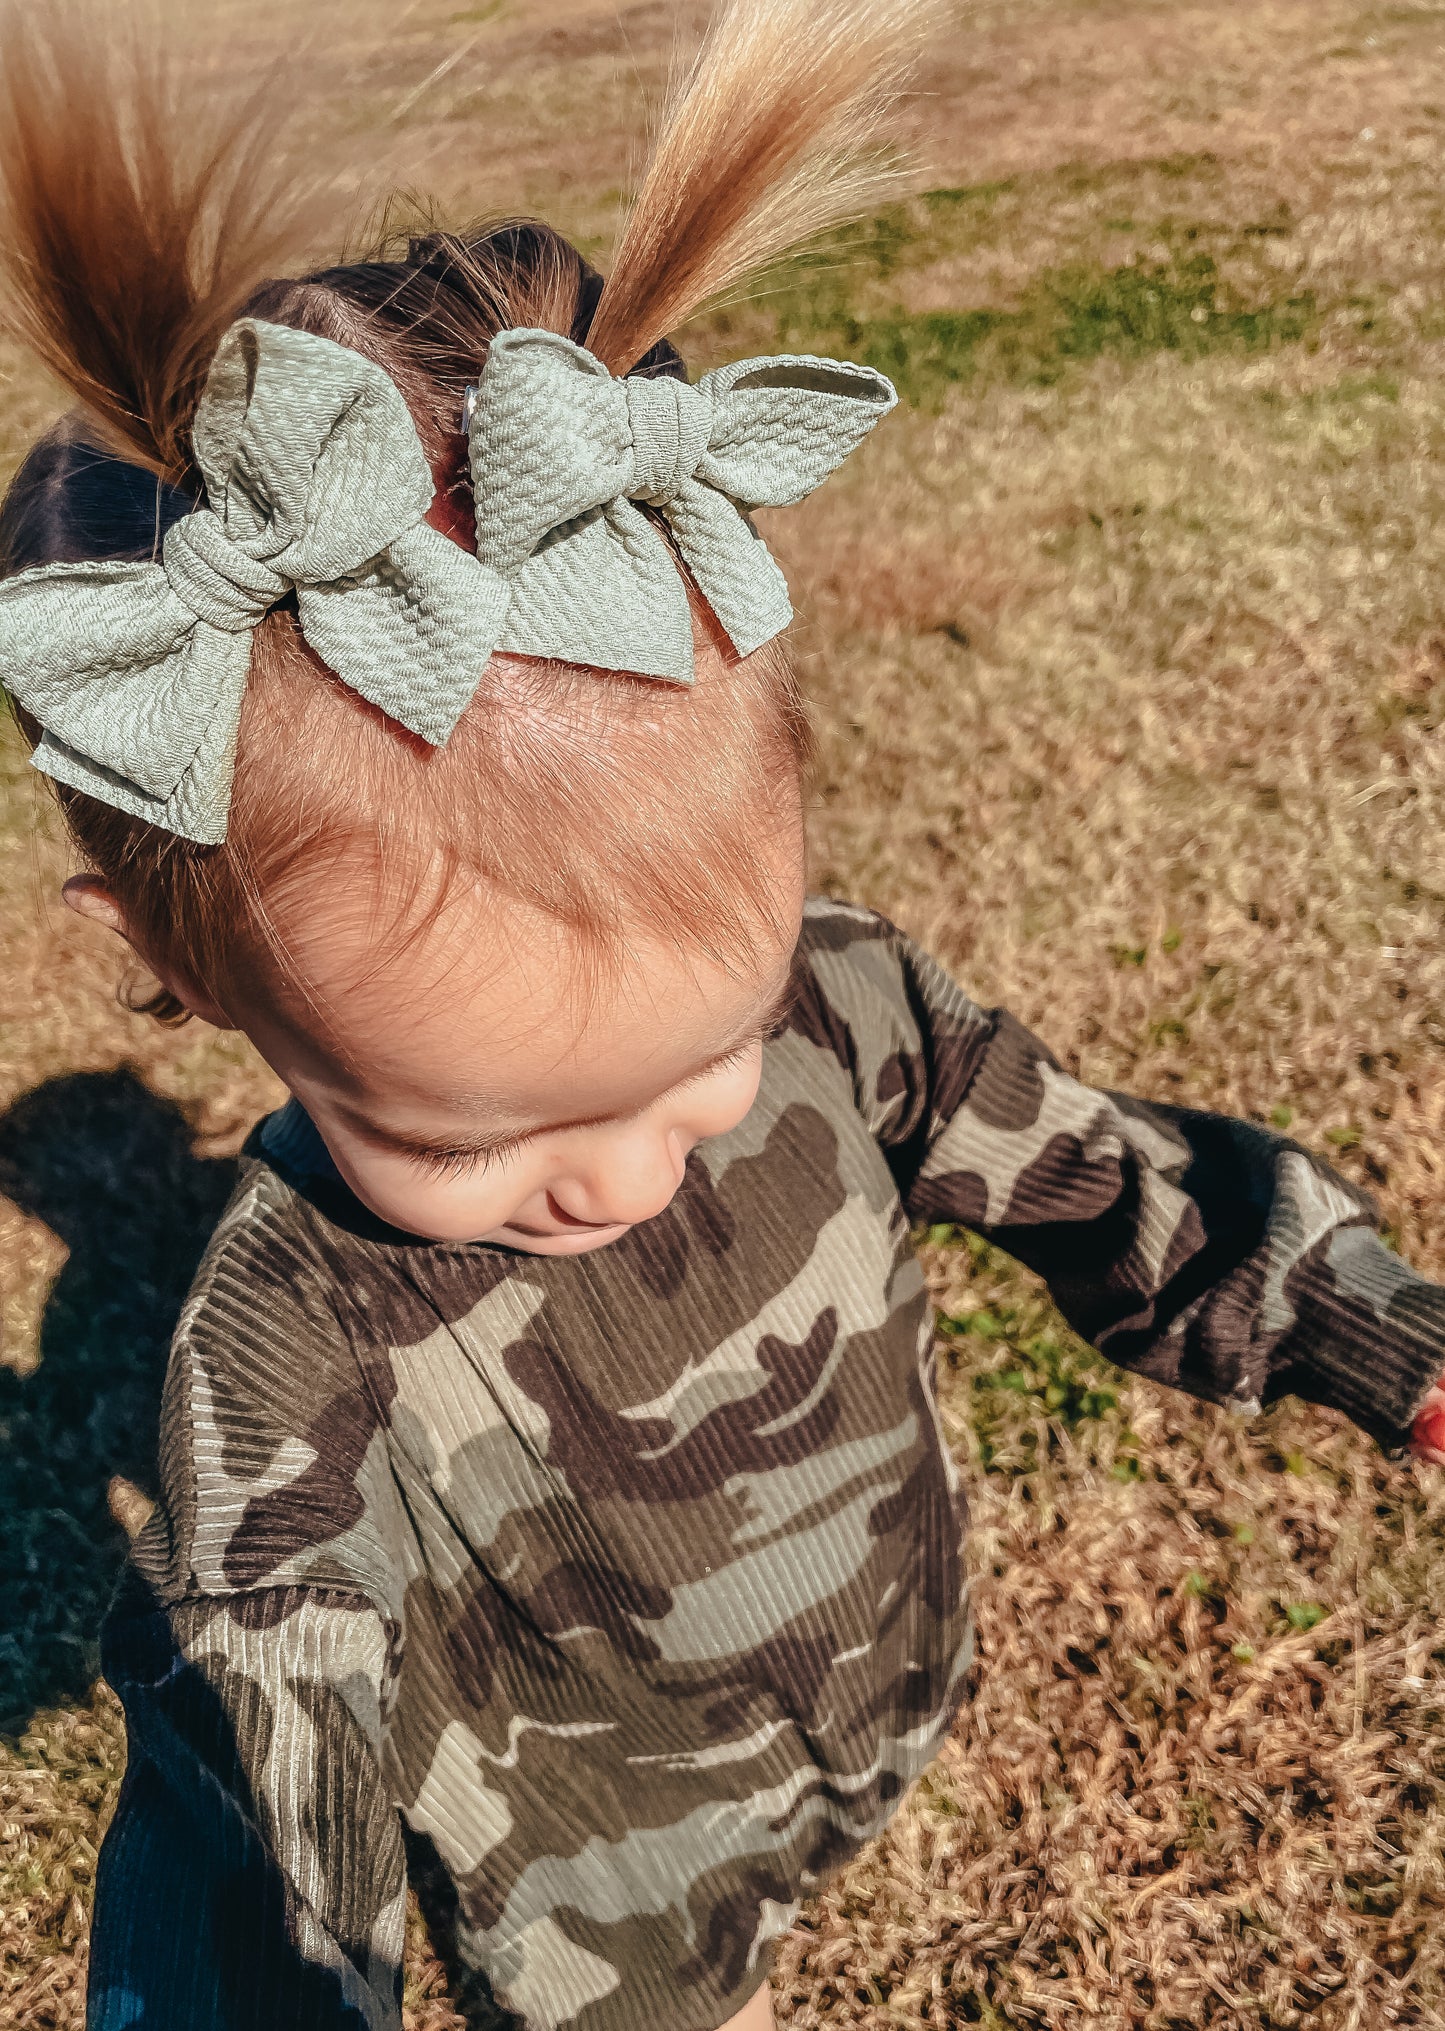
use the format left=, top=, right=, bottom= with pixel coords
left=2, top=2, right=1443, bottom=2028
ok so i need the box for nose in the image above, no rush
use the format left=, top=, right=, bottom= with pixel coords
left=551, top=1125, right=688, bottom=1228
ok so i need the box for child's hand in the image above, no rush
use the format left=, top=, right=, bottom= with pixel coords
left=1411, top=1378, right=1445, bottom=1466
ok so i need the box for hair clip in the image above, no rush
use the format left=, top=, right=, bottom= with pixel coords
left=461, top=383, right=479, bottom=434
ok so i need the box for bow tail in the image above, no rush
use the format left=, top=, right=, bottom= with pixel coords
left=297, top=525, right=514, bottom=747
left=495, top=501, right=698, bottom=684
left=31, top=633, right=252, bottom=846
left=662, top=480, right=793, bottom=661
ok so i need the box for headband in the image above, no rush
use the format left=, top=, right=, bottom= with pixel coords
left=0, top=319, right=895, bottom=842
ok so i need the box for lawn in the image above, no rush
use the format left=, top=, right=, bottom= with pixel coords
left=4, top=0, right=1445, bottom=2024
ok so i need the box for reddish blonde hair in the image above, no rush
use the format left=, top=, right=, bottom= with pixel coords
left=0, top=0, right=929, bottom=1023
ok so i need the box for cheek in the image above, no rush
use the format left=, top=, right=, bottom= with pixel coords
left=677, top=1049, right=764, bottom=1138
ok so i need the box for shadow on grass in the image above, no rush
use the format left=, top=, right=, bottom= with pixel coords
left=403, top=1828, right=521, bottom=2031
left=0, top=1067, right=237, bottom=1734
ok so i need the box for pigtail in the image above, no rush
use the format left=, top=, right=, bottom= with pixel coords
left=0, top=1, right=324, bottom=480
left=585, top=0, right=937, bottom=375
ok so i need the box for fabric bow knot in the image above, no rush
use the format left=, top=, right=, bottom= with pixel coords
left=0, top=317, right=896, bottom=843
left=615, top=373, right=714, bottom=501
left=159, top=511, right=288, bottom=632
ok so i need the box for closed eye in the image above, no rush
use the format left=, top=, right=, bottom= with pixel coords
left=678, top=1039, right=757, bottom=1090
left=405, top=1137, right=529, bottom=1182
left=397, top=1026, right=772, bottom=1181
left=401, top=1061, right=746, bottom=1179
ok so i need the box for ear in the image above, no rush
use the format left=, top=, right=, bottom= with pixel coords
left=61, top=872, right=126, bottom=933
left=62, top=874, right=236, bottom=1029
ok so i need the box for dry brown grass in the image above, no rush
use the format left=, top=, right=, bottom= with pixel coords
left=778, top=1238, right=1445, bottom=2026
left=5, top=0, right=1445, bottom=2024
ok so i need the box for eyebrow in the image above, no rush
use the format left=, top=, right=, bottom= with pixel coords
left=358, top=972, right=799, bottom=1163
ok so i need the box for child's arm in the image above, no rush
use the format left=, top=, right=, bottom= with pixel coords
left=802, top=902, right=1445, bottom=1452
left=86, top=1181, right=408, bottom=2030
left=88, top=1563, right=405, bottom=2031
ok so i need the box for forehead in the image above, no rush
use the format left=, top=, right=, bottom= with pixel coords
left=259, top=872, right=801, bottom=1123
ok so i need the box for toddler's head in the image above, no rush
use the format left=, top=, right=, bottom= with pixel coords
left=0, top=0, right=920, bottom=1251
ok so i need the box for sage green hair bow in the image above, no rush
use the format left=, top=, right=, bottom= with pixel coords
left=471, top=328, right=896, bottom=682
left=0, top=317, right=895, bottom=844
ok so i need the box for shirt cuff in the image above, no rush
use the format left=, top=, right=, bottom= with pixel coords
left=1269, top=1224, right=1445, bottom=1454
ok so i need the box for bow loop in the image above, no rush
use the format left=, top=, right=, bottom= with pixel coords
left=695, top=355, right=898, bottom=509
left=195, top=321, right=437, bottom=578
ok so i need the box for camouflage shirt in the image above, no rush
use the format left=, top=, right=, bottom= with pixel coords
left=87, top=901, right=1445, bottom=2031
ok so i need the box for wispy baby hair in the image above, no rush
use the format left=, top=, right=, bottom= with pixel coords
left=0, top=0, right=929, bottom=1024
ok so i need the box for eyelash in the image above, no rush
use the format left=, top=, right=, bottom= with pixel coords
left=407, top=1139, right=525, bottom=1182
left=702, top=1041, right=755, bottom=1080
left=402, top=1039, right=762, bottom=1182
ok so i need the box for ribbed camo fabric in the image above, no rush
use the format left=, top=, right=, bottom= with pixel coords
left=87, top=901, right=1445, bottom=2031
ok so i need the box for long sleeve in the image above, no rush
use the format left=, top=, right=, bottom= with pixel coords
left=88, top=1159, right=413, bottom=2030
left=89, top=1574, right=405, bottom=2031
left=797, top=900, right=1445, bottom=1450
